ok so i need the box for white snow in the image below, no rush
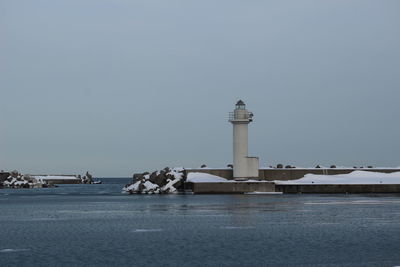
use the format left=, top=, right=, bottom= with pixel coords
left=143, top=181, right=158, bottom=190
left=186, top=173, right=264, bottom=183
left=186, top=173, right=231, bottom=183
left=274, top=171, right=400, bottom=185
left=161, top=178, right=181, bottom=193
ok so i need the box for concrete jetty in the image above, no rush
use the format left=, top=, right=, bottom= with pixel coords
left=185, top=168, right=400, bottom=182
left=32, top=175, right=82, bottom=185
left=184, top=168, right=400, bottom=194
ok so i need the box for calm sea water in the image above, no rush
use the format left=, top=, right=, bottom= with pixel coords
left=1, top=178, right=400, bottom=267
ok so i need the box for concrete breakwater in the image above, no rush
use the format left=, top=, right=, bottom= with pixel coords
left=185, top=168, right=400, bottom=181
left=275, top=184, right=400, bottom=194
left=31, top=175, right=82, bottom=185
left=124, top=167, right=400, bottom=194
left=184, top=182, right=400, bottom=194
left=184, top=168, right=400, bottom=194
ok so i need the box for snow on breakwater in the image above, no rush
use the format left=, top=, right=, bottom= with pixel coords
left=186, top=172, right=262, bottom=183
left=274, top=171, right=400, bottom=185
left=33, top=175, right=79, bottom=181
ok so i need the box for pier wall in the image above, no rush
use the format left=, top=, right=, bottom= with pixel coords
left=185, top=182, right=275, bottom=194
left=186, top=168, right=400, bottom=181
left=44, top=179, right=81, bottom=185
left=276, top=184, right=400, bottom=194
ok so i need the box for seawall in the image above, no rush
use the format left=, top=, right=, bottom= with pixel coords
left=185, top=168, right=400, bottom=194
left=186, top=168, right=400, bottom=181
left=185, top=182, right=275, bottom=194
left=276, top=184, right=400, bottom=194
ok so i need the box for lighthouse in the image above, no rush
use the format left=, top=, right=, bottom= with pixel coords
left=229, top=100, right=259, bottom=180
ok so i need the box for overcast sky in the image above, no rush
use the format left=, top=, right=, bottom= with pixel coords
left=1, top=0, right=399, bottom=177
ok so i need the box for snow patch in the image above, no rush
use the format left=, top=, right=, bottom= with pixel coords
left=186, top=173, right=230, bottom=183
left=274, top=171, right=400, bottom=185
left=186, top=173, right=264, bottom=183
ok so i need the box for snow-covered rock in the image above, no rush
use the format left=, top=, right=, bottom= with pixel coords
left=2, top=171, right=50, bottom=188
left=122, top=167, right=185, bottom=194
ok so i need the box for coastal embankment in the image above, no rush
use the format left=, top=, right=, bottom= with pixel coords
left=185, top=168, right=400, bottom=181
left=185, top=168, right=400, bottom=194
left=124, top=167, right=400, bottom=194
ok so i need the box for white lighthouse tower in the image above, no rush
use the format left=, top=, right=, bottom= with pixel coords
left=229, top=100, right=259, bottom=181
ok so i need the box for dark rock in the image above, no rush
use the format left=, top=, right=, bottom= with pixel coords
left=151, top=172, right=167, bottom=187
left=173, top=180, right=183, bottom=190
left=315, top=165, right=321, bottom=168
left=200, top=164, right=207, bottom=168
left=137, top=182, right=145, bottom=193
left=227, top=164, right=233, bottom=168
left=133, top=173, right=143, bottom=182
left=285, top=165, right=292, bottom=168
left=276, top=164, right=283, bottom=169
left=330, top=165, right=336, bottom=168
left=149, top=171, right=158, bottom=183
left=166, top=172, right=175, bottom=179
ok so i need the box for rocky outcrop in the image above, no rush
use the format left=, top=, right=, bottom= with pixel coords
left=80, top=171, right=95, bottom=184
left=122, top=167, right=186, bottom=194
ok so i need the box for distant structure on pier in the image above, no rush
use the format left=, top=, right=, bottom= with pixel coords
left=229, top=100, right=259, bottom=180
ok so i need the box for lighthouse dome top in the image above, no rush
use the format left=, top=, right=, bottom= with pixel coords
left=235, top=100, right=246, bottom=110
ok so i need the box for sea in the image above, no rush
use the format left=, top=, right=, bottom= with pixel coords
left=1, top=178, right=400, bottom=267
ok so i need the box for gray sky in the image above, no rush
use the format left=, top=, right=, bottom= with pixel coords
left=1, top=0, right=399, bottom=177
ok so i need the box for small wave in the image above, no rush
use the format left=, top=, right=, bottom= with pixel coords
left=132, top=229, right=163, bottom=233
left=221, top=226, right=255, bottom=230
left=0, top=249, right=30, bottom=253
